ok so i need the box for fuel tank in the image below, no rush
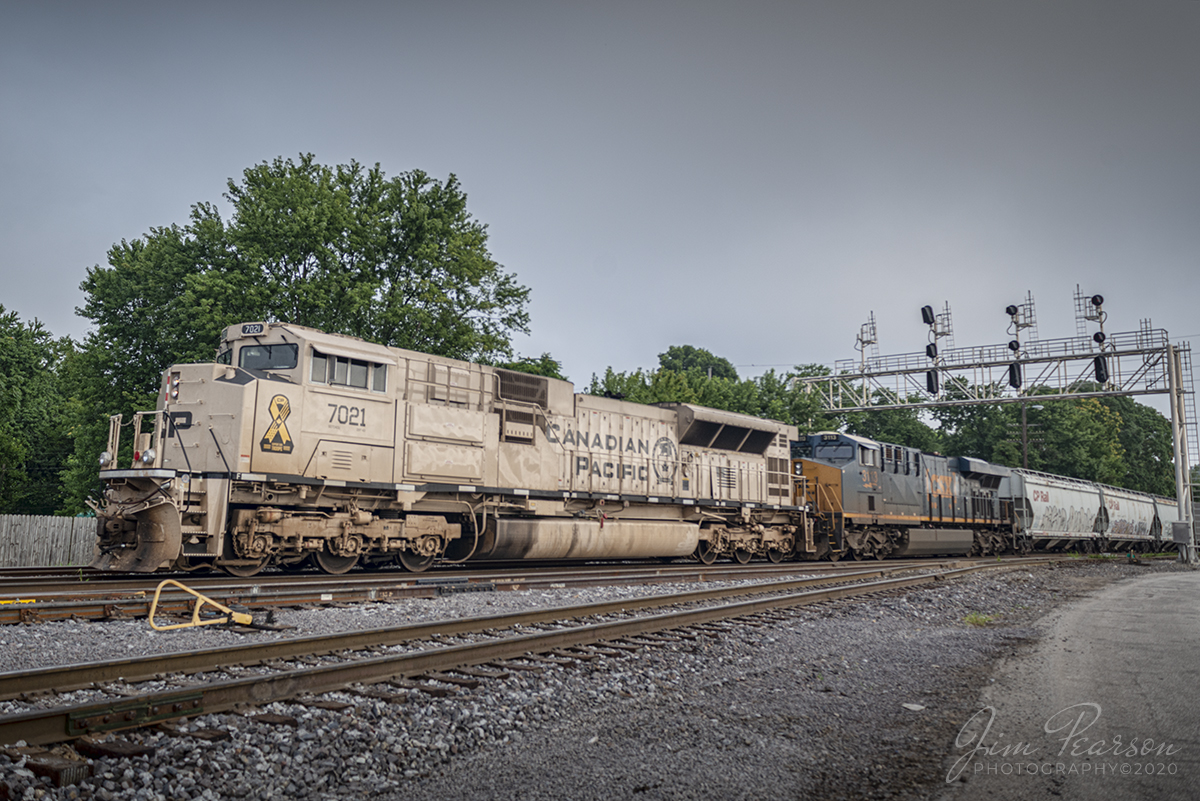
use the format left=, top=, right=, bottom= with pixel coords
left=892, top=527, right=974, bottom=557
left=476, top=518, right=700, bottom=560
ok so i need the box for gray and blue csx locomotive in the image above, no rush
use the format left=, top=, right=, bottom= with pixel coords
left=794, top=431, right=1179, bottom=560
left=90, top=322, right=1178, bottom=574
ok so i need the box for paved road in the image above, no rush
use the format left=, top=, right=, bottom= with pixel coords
left=939, top=570, right=1200, bottom=801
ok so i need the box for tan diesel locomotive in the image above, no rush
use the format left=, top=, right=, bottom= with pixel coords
left=93, top=322, right=810, bottom=574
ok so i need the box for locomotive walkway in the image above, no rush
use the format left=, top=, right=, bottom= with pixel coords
left=943, top=569, right=1200, bottom=801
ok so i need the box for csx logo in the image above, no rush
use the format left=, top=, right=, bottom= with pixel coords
left=927, top=475, right=953, bottom=497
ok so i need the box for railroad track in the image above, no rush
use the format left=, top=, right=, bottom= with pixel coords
left=0, top=558, right=1046, bottom=751
left=0, top=556, right=1059, bottom=625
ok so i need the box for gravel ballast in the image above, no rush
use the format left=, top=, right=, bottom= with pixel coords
left=0, top=559, right=1187, bottom=800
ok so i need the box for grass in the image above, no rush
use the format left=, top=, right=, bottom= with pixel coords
left=963, top=612, right=996, bottom=627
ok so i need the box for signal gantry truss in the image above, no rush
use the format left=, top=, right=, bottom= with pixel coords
left=813, top=324, right=1187, bottom=413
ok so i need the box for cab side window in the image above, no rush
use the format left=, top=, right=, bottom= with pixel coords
left=310, top=349, right=387, bottom=393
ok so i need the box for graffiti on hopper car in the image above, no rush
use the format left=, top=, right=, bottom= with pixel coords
left=1109, top=518, right=1150, bottom=537
left=1039, top=505, right=1097, bottom=534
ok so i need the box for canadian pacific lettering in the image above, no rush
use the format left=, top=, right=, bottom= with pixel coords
left=574, top=457, right=649, bottom=481
left=546, top=423, right=650, bottom=454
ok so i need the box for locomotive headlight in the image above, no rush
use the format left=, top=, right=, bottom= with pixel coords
left=140, top=449, right=156, bottom=465
left=99, top=451, right=113, bottom=467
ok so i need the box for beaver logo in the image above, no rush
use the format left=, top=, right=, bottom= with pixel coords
left=652, top=437, right=677, bottom=485
left=260, top=394, right=294, bottom=454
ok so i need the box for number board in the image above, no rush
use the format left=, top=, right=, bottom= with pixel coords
left=241, top=323, right=265, bottom=335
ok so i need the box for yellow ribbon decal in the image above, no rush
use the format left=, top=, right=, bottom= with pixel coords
left=260, top=394, right=294, bottom=454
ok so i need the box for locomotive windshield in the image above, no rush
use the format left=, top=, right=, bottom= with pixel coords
left=813, top=440, right=854, bottom=463
left=239, top=343, right=299, bottom=371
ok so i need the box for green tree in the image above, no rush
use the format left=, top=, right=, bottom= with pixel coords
left=0, top=307, right=72, bottom=514
left=497, top=353, right=568, bottom=381
left=1034, top=398, right=1124, bottom=485
left=189, top=156, right=530, bottom=360
left=844, top=404, right=943, bottom=453
left=61, top=154, right=533, bottom=511
left=930, top=383, right=1014, bottom=463
left=1098, top=396, right=1176, bottom=496
left=658, top=345, right=738, bottom=380
left=587, top=358, right=839, bottom=434
left=586, top=367, right=698, bottom=405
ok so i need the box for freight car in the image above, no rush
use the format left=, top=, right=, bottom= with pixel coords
left=795, top=431, right=1179, bottom=558
left=1004, top=469, right=1178, bottom=554
left=92, top=322, right=809, bottom=575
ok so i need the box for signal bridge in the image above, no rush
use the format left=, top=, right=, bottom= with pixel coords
left=820, top=324, right=1188, bottom=412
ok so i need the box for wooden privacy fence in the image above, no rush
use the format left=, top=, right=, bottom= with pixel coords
left=0, top=515, right=96, bottom=568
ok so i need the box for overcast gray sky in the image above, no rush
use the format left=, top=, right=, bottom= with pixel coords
left=2, top=0, right=1197, bottom=388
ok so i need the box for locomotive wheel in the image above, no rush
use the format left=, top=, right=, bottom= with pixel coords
left=733, top=548, right=753, bottom=565
left=850, top=548, right=866, bottom=561
left=315, top=551, right=360, bottom=575
left=827, top=549, right=841, bottom=562
left=767, top=549, right=785, bottom=564
left=695, top=540, right=719, bottom=565
left=399, top=551, right=436, bottom=573
left=221, top=558, right=268, bottom=577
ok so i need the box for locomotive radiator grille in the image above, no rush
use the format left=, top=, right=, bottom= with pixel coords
left=767, top=456, right=790, bottom=497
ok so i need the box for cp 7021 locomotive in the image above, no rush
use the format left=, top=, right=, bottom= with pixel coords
left=93, top=322, right=807, bottom=575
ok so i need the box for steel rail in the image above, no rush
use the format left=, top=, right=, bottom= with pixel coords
left=0, top=566, right=918, bottom=700
left=0, top=558, right=954, bottom=597
left=0, top=557, right=1006, bottom=625
left=0, top=562, right=1027, bottom=746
